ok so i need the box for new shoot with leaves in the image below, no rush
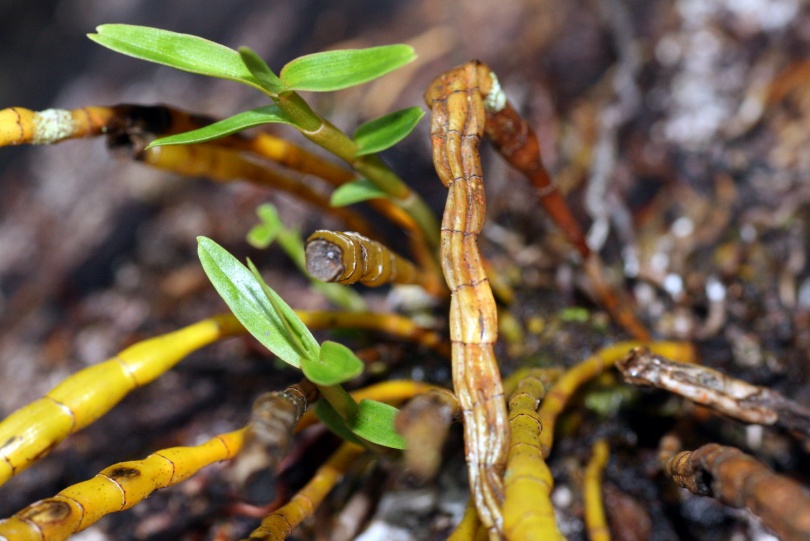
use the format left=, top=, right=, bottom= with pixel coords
left=197, top=237, right=405, bottom=451
left=89, top=24, right=439, bottom=250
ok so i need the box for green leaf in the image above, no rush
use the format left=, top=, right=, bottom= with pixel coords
left=313, top=400, right=364, bottom=446
left=353, top=106, right=425, bottom=156
left=280, top=45, right=416, bottom=92
left=330, top=179, right=389, bottom=207
left=301, top=340, right=364, bottom=386
left=559, top=306, right=590, bottom=323
left=147, top=106, right=298, bottom=148
left=246, top=204, right=282, bottom=249
left=256, top=203, right=283, bottom=229
left=347, top=399, right=406, bottom=449
left=197, top=236, right=319, bottom=367
left=246, top=224, right=276, bottom=249
left=246, top=259, right=319, bottom=361
left=89, top=25, right=262, bottom=90
left=238, top=46, right=285, bottom=95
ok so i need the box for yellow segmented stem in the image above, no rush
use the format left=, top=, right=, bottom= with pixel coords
left=0, top=314, right=244, bottom=487
left=140, top=144, right=373, bottom=237
left=447, top=499, right=483, bottom=541
left=583, top=439, right=611, bottom=541
left=0, top=103, right=442, bottom=296
left=0, top=107, right=116, bottom=146
left=244, top=442, right=365, bottom=540
left=0, top=311, right=442, bottom=488
left=538, top=341, right=695, bottom=458
left=0, top=428, right=246, bottom=541
left=297, top=311, right=449, bottom=357
left=503, top=377, right=564, bottom=541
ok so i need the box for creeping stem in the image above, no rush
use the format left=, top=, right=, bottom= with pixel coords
left=425, top=61, right=510, bottom=539
left=0, top=428, right=247, bottom=541
left=0, top=312, right=445, bottom=488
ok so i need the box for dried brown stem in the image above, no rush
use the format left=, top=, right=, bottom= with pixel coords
left=231, top=380, right=319, bottom=487
left=394, top=388, right=459, bottom=482
left=659, top=437, right=810, bottom=540
left=618, top=347, right=810, bottom=434
left=483, top=76, right=650, bottom=341
left=484, top=102, right=590, bottom=258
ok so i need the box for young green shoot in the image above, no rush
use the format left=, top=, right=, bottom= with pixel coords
left=246, top=203, right=366, bottom=311
left=197, top=236, right=405, bottom=450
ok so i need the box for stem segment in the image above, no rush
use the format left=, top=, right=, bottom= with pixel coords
left=316, top=383, right=359, bottom=422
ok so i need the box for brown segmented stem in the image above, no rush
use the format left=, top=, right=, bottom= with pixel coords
left=395, top=388, right=459, bottom=482
left=231, top=380, right=319, bottom=486
left=138, top=144, right=374, bottom=237
left=425, top=61, right=509, bottom=539
left=484, top=101, right=591, bottom=258
left=618, top=347, right=810, bottom=432
left=659, top=438, right=810, bottom=540
left=305, top=230, right=433, bottom=291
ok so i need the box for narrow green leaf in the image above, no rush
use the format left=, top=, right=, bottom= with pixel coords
left=148, top=106, right=298, bottom=148
left=238, top=46, right=285, bottom=95
left=197, top=237, right=319, bottom=367
left=353, top=106, right=425, bottom=156
left=313, top=400, right=364, bottom=446
left=280, top=45, right=416, bottom=92
left=301, top=340, right=364, bottom=386
left=330, top=179, right=389, bottom=207
left=246, top=259, right=319, bottom=361
left=89, top=25, right=262, bottom=89
left=347, top=399, right=406, bottom=449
